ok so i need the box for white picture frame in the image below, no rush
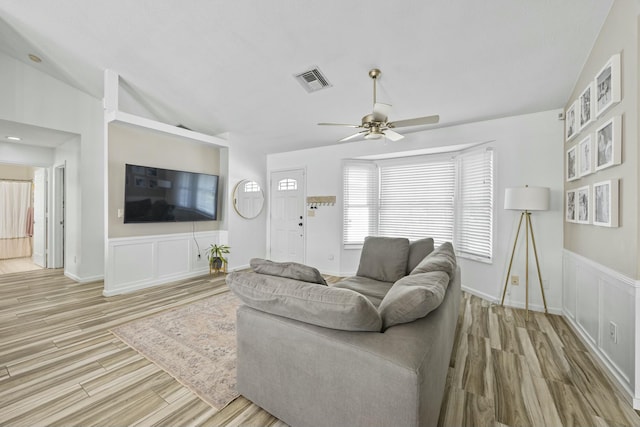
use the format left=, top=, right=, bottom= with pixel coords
left=593, top=179, right=619, bottom=227
left=578, top=135, right=593, bottom=177
left=566, top=190, right=576, bottom=223
left=595, top=116, right=621, bottom=171
left=565, top=101, right=578, bottom=141
left=578, top=82, right=594, bottom=131
left=595, top=53, right=621, bottom=117
left=576, top=186, right=590, bottom=224
left=566, top=145, right=578, bottom=182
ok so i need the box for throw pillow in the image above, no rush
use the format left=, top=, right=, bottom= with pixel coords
left=227, top=271, right=382, bottom=332
left=410, top=242, right=456, bottom=277
left=406, top=237, right=435, bottom=274
left=356, top=236, right=410, bottom=282
left=378, top=271, right=449, bottom=330
left=250, top=258, right=327, bottom=285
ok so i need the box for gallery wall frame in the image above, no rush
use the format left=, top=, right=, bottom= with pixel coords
left=566, top=145, right=578, bottom=182
left=566, top=189, right=576, bottom=223
left=593, top=179, right=619, bottom=227
left=595, top=53, right=621, bottom=118
left=578, top=82, right=594, bottom=131
left=595, top=116, right=621, bottom=171
left=578, top=135, right=593, bottom=177
left=565, top=100, right=578, bottom=142
left=576, top=185, right=590, bottom=224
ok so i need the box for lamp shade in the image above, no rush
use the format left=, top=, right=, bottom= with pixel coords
left=504, top=186, right=550, bottom=211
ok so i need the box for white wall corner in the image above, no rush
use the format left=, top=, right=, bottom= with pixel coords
left=104, top=69, right=119, bottom=112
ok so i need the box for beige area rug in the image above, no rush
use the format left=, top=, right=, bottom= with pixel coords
left=111, top=290, right=241, bottom=410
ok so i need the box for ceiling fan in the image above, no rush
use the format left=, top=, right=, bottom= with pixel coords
left=318, top=68, right=439, bottom=142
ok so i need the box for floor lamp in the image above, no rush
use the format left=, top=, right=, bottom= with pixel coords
left=500, top=185, right=550, bottom=319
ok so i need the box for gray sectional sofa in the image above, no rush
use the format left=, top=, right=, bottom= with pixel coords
left=226, top=237, right=461, bottom=427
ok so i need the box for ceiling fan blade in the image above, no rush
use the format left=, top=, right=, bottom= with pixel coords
left=372, top=102, right=392, bottom=121
left=318, top=122, right=361, bottom=128
left=388, top=114, right=440, bottom=128
left=384, top=129, right=404, bottom=142
left=339, top=130, right=368, bottom=142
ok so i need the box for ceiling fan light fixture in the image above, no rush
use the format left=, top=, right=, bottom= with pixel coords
left=364, top=132, right=383, bottom=140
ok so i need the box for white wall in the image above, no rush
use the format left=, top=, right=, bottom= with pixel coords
left=0, top=51, right=104, bottom=281
left=53, top=137, right=81, bottom=278
left=226, top=138, right=268, bottom=270
left=267, top=109, right=564, bottom=311
left=0, top=141, right=54, bottom=166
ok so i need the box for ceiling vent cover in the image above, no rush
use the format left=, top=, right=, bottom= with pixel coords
left=294, top=67, right=332, bottom=93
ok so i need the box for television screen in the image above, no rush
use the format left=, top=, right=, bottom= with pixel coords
left=124, top=164, right=219, bottom=223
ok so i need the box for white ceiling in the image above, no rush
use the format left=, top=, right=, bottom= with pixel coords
left=0, top=1, right=613, bottom=153
left=0, top=119, right=77, bottom=148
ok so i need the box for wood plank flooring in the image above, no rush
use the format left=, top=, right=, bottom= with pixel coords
left=0, top=269, right=638, bottom=426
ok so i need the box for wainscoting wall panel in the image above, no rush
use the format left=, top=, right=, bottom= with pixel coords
left=105, top=231, right=228, bottom=296
left=562, top=249, right=638, bottom=408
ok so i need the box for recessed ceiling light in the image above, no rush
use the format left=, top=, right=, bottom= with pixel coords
left=28, top=53, right=42, bottom=63
left=6, top=136, right=21, bottom=141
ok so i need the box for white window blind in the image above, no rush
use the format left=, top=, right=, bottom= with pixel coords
left=343, top=162, right=377, bottom=245
left=456, top=149, right=494, bottom=260
left=378, top=160, right=455, bottom=246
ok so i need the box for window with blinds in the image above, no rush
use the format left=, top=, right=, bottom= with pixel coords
left=343, top=149, right=494, bottom=262
left=343, top=162, right=378, bottom=246
left=379, top=160, right=455, bottom=245
left=456, top=149, right=494, bottom=260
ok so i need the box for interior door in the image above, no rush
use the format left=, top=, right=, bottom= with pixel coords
left=32, top=168, right=47, bottom=267
left=53, top=165, right=65, bottom=268
left=270, top=169, right=305, bottom=263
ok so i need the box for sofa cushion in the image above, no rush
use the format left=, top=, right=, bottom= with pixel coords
left=226, top=271, right=382, bottom=332
left=356, top=236, right=410, bottom=283
left=378, top=271, right=449, bottom=330
left=250, top=258, right=327, bottom=285
left=410, top=242, right=456, bottom=277
left=332, top=276, right=394, bottom=308
left=407, top=238, right=435, bottom=274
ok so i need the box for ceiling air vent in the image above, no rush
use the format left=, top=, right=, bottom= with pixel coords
left=294, top=67, right=332, bottom=93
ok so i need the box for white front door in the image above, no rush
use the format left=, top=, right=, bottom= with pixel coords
left=270, top=169, right=305, bottom=263
left=32, top=168, right=47, bottom=267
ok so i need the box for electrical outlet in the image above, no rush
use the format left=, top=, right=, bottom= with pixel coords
left=511, top=275, right=520, bottom=286
left=542, top=279, right=550, bottom=289
left=609, top=321, right=618, bottom=343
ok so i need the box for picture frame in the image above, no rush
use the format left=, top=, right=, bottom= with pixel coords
left=595, top=116, right=621, bottom=171
left=593, top=179, right=619, bottom=227
left=566, top=145, right=578, bottom=182
left=566, top=190, right=576, bottom=223
left=595, top=53, right=621, bottom=117
left=576, top=185, right=590, bottom=224
left=565, top=100, right=578, bottom=141
left=578, top=135, right=593, bottom=177
left=578, top=82, right=594, bottom=130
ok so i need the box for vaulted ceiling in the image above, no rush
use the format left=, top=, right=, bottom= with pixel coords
left=0, top=1, right=613, bottom=153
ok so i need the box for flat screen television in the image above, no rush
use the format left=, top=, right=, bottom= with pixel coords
left=124, top=164, right=219, bottom=223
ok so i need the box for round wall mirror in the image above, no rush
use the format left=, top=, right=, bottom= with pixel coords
left=233, top=179, right=265, bottom=219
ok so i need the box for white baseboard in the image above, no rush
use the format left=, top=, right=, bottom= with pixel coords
left=102, top=268, right=209, bottom=296
left=64, top=271, right=104, bottom=284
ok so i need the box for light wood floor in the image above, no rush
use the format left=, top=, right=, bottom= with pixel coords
left=0, top=257, right=42, bottom=275
left=0, top=269, right=638, bottom=426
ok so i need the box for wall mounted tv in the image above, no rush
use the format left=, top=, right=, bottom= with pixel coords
left=124, top=164, right=219, bottom=223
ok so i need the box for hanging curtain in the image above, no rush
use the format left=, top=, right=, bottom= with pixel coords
left=0, top=181, right=32, bottom=259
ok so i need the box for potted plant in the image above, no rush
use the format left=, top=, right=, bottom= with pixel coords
left=207, top=244, right=230, bottom=274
